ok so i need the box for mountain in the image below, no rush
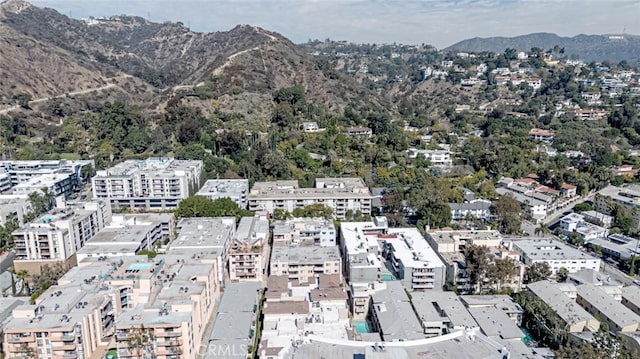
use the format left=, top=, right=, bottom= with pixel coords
left=445, top=32, right=640, bottom=62
left=0, top=0, right=382, bottom=118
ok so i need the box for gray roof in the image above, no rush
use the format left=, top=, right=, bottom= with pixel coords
left=284, top=332, right=508, bottom=359
left=577, top=284, right=640, bottom=330
left=205, top=338, right=250, bottom=359
left=622, top=286, right=640, bottom=313
left=411, top=291, right=478, bottom=329
left=514, top=238, right=599, bottom=261
left=370, top=281, right=424, bottom=341
left=527, top=280, right=596, bottom=326
left=271, top=245, right=341, bottom=265
left=468, top=306, right=523, bottom=340
left=217, top=282, right=262, bottom=314
left=210, top=312, right=254, bottom=340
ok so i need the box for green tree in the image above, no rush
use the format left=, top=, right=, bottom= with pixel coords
left=291, top=204, right=333, bottom=219
left=493, top=194, right=522, bottom=234
left=557, top=267, right=569, bottom=282
left=175, top=196, right=252, bottom=219
left=463, top=244, right=492, bottom=293
left=525, top=262, right=552, bottom=283
left=573, top=202, right=593, bottom=212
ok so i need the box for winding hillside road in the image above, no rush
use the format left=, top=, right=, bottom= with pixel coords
left=0, top=74, right=132, bottom=114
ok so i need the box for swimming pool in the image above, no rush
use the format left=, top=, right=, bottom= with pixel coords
left=354, top=321, right=371, bottom=334
left=40, top=215, right=56, bottom=223
left=128, top=263, right=153, bottom=271
left=380, top=274, right=394, bottom=281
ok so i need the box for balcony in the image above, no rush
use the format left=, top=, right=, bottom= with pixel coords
left=8, top=334, right=34, bottom=343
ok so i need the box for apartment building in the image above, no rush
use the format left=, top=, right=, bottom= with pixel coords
left=411, top=291, right=479, bottom=337
left=587, top=233, right=640, bottom=261
left=12, top=200, right=112, bottom=272
left=526, top=280, right=599, bottom=333
left=0, top=159, right=93, bottom=191
left=75, top=213, right=175, bottom=262
left=513, top=238, right=601, bottom=274
left=595, top=185, right=640, bottom=228
left=368, top=281, right=425, bottom=342
left=427, top=229, right=524, bottom=294
left=559, top=213, right=609, bottom=241
left=0, top=196, right=31, bottom=226
left=381, top=228, right=446, bottom=291
left=92, top=157, right=203, bottom=210
left=577, top=284, right=640, bottom=332
left=272, top=217, right=336, bottom=247
left=269, top=245, right=341, bottom=284
left=205, top=282, right=262, bottom=359
left=167, top=217, right=236, bottom=285
left=13, top=172, right=78, bottom=197
left=228, top=216, right=269, bottom=282
left=196, top=179, right=249, bottom=209
left=248, top=178, right=373, bottom=219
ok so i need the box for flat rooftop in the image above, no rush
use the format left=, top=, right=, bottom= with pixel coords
left=94, top=157, right=201, bottom=178
left=383, top=228, right=445, bottom=269
left=370, top=281, right=424, bottom=341
left=197, top=179, right=248, bottom=195
left=411, top=291, right=478, bottom=329
left=249, top=178, right=372, bottom=199
left=468, top=306, right=523, bottom=340
left=284, top=330, right=507, bottom=359
left=271, top=245, right=341, bottom=265
left=577, top=284, right=640, bottom=329
left=527, top=280, right=596, bottom=326
left=513, top=238, right=600, bottom=261
left=170, top=217, right=235, bottom=249
left=622, top=286, right=640, bottom=312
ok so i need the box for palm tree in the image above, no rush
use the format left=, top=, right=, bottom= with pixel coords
left=9, top=267, right=30, bottom=296
left=534, top=223, right=551, bottom=237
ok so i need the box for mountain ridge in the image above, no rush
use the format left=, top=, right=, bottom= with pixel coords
left=445, top=32, right=640, bottom=62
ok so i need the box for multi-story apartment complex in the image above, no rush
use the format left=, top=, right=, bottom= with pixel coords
left=75, top=213, right=175, bottom=262
left=2, top=253, right=221, bottom=359
left=339, top=218, right=388, bottom=319
left=559, top=213, right=609, bottom=241
left=196, top=179, right=249, bottom=209
left=512, top=238, right=601, bottom=274
left=426, top=229, right=524, bottom=293
left=595, top=185, right=640, bottom=228
left=248, top=178, right=373, bottom=219
left=272, top=217, right=336, bottom=247
left=526, top=280, right=599, bottom=333
left=0, top=160, right=94, bottom=191
left=92, top=158, right=203, bottom=210
left=13, top=172, right=78, bottom=197
left=12, top=200, right=112, bottom=272
left=0, top=196, right=31, bottom=226
left=576, top=284, right=640, bottom=332
left=167, top=217, right=236, bottom=285
left=228, top=216, right=269, bottom=282
left=380, top=228, right=446, bottom=291
left=269, top=245, right=341, bottom=284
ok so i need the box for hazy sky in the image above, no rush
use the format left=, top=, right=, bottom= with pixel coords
left=29, top=0, right=640, bottom=48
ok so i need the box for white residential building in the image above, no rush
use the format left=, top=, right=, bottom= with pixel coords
left=407, top=148, right=453, bottom=167
left=272, top=217, right=336, bottom=247
left=12, top=200, right=112, bottom=269
left=559, top=213, right=609, bottom=241
left=381, top=228, right=446, bottom=291
left=196, top=179, right=249, bottom=209
left=248, top=178, right=373, bottom=219
left=0, top=159, right=93, bottom=188
left=75, top=213, right=175, bottom=262
left=228, top=215, right=269, bottom=282
left=512, top=238, right=601, bottom=274
left=92, top=157, right=203, bottom=210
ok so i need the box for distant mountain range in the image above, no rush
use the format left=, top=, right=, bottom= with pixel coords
left=445, top=32, right=640, bottom=62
